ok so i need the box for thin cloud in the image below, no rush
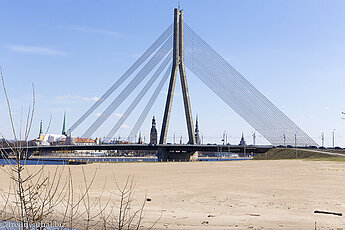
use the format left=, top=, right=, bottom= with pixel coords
left=82, top=96, right=100, bottom=102
left=60, top=25, right=121, bottom=37
left=55, top=95, right=100, bottom=102
left=114, top=113, right=123, bottom=118
left=121, top=124, right=131, bottom=129
left=6, top=45, right=66, bottom=56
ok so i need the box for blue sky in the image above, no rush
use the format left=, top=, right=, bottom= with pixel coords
left=0, top=0, right=345, bottom=146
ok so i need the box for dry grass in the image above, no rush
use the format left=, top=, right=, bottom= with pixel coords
left=254, top=148, right=345, bottom=161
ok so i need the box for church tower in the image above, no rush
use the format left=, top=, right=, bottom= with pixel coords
left=150, top=116, right=158, bottom=145
left=138, top=131, right=143, bottom=144
left=239, top=133, right=246, bottom=146
left=195, top=115, right=201, bottom=144
left=62, top=111, right=67, bottom=136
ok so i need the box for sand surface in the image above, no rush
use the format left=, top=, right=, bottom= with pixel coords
left=1, top=160, right=345, bottom=229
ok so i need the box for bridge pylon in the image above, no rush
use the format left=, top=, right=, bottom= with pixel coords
left=158, top=8, right=197, bottom=161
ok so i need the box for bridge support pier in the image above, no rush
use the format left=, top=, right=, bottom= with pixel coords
left=158, top=147, right=198, bottom=161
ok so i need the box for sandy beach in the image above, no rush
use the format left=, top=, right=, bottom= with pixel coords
left=1, top=160, right=345, bottom=229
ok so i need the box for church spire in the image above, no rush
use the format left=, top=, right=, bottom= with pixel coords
left=195, top=115, right=199, bottom=129
left=239, top=132, right=246, bottom=146
left=38, top=120, right=44, bottom=140
left=39, top=120, right=43, bottom=136
left=194, top=115, right=200, bottom=144
left=152, top=116, right=156, bottom=128
left=62, top=111, right=67, bottom=136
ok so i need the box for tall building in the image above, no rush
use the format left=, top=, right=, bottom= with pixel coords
left=239, top=133, right=246, bottom=146
left=150, top=116, right=158, bottom=145
left=195, top=115, right=201, bottom=144
left=62, top=111, right=67, bottom=136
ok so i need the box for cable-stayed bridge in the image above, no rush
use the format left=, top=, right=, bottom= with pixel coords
left=10, top=9, right=318, bottom=161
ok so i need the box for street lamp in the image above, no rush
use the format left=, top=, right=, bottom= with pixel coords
left=222, top=130, right=227, bottom=145
left=332, top=129, right=336, bottom=149
left=252, top=131, right=256, bottom=146
left=295, top=133, right=297, bottom=159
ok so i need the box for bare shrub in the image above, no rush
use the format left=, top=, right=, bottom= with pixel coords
left=0, top=68, right=155, bottom=229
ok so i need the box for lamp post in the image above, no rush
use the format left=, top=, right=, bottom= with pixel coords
left=332, top=129, right=336, bottom=149
left=222, top=130, right=227, bottom=145
left=321, top=132, right=324, bottom=147
left=295, top=133, right=297, bottom=159
left=252, top=131, right=256, bottom=146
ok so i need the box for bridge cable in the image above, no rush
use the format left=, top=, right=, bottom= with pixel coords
left=184, top=25, right=300, bottom=137
left=127, top=63, right=172, bottom=142
left=185, top=25, right=315, bottom=146
left=184, top=23, right=317, bottom=146
left=184, top=25, right=292, bottom=134
left=191, top=39, right=313, bottom=146
left=184, top=38, right=311, bottom=145
left=184, top=32, right=277, bottom=133
left=67, top=24, right=173, bottom=135
left=183, top=28, right=283, bottom=131
left=104, top=51, right=173, bottom=142
left=82, top=36, right=173, bottom=138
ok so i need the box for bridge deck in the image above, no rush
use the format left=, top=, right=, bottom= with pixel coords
left=2, top=144, right=272, bottom=154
